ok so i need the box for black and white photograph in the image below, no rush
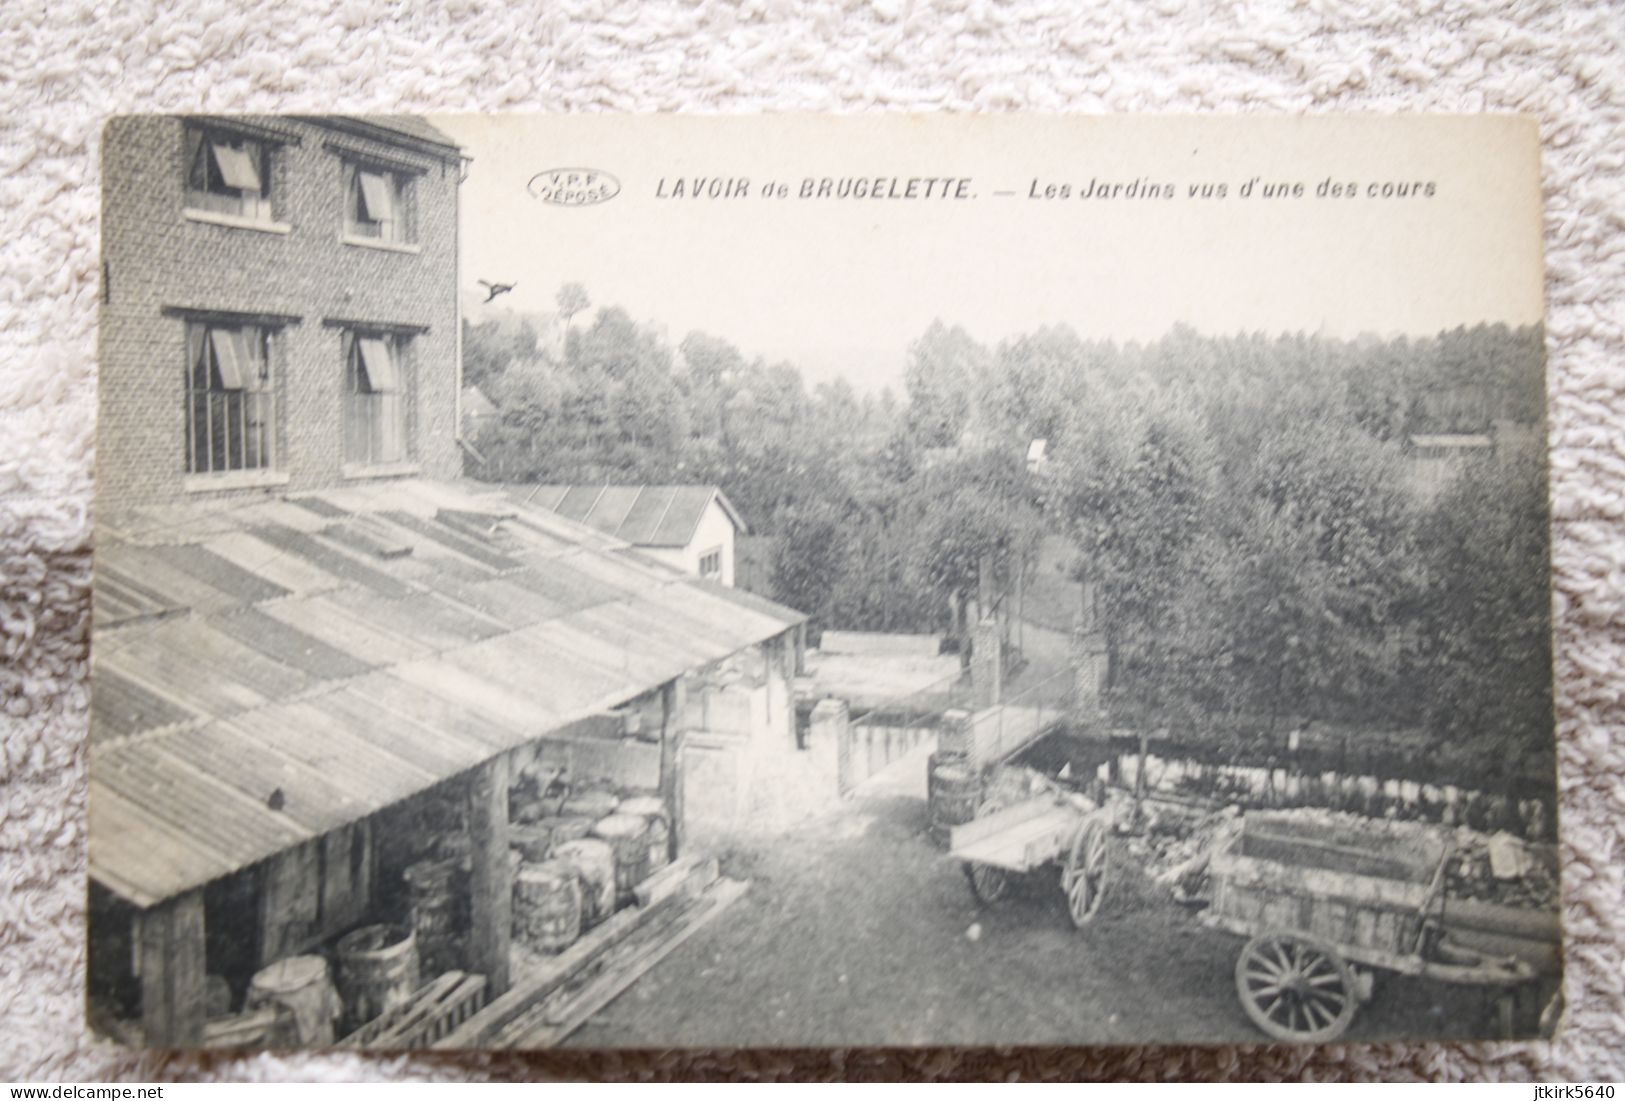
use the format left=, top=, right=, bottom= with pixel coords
left=87, top=113, right=1560, bottom=1051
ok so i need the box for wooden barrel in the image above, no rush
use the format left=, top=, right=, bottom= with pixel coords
left=512, top=860, right=582, bottom=953
left=592, top=814, right=653, bottom=906
left=335, top=924, right=419, bottom=1033
left=562, top=790, right=620, bottom=819
left=510, top=796, right=550, bottom=824
left=928, top=752, right=980, bottom=847
left=618, top=796, right=671, bottom=872
left=510, top=822, right=554, bottom=863
left=544, top=816, right=594, bottom=845
left=551, top=838, right=616, bottom=927
left=246, top=955, right=341, bottom=1045
left=617, top=796, right=663, bottom=817
left=403, top=858, right=466, bottom=976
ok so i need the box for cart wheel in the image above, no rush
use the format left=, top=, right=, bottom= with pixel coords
left=1061, top=817, right=1109, bottom=928
left=1235, top=932, right=1358, bottom=1042
left=965, top=862, right=1011, bottom=905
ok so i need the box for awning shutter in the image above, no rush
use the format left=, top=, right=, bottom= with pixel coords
left=356, top=172, right=394, bottom=223
left=210, top=143, right=262, bottom=192
left=209, top=329, right=248, bottom=391
left=357, top=338, right=399, bottom=393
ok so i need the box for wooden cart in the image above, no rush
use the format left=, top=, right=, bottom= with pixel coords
left=948, top=793, right=1113, bottom=929
left=1203, top=812, right=1533, bottom=1042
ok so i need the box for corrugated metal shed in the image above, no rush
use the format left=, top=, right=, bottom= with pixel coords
left=90, top=479, right=804, bottom=909
left=506, top=484, right=748, bottom=548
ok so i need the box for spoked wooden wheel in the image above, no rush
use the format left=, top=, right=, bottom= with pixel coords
left=1061, top=817, right=1109, bottom=928
left=963, top=792, right=1012, bottom=905
left=1235, top=932, right=1358, bottom=1042
left=965, top=862, right=1011, bottom=904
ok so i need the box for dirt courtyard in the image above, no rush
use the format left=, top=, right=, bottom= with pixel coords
left=568, top=761, right=1507, bottom=1049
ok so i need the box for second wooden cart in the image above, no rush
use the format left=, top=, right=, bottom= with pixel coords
left=948, top=793, right=1113, bottom=929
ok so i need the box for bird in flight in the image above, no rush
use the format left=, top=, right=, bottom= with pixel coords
left=478, top=280, right=516, bottom=303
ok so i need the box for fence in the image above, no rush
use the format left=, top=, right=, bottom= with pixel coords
left=961, top=667, right=1075, bottom=766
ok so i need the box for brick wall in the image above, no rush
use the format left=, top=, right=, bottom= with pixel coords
left=98, top=115, right=463, bottom=510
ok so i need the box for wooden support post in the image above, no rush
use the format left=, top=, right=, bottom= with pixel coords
left=1014, top=558, right=1025, bottom=652
left=139, top=889, right=206, bottom=1048
left=1134, top=732, right=1150, bottom=805
left=660, top=678, right=688, bottom=861
left=467, top=755, right=511, bottom=997
left=793, top=622, right=807, bottom=677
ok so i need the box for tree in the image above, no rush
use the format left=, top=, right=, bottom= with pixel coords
left=903, top=321, right=985, bottom=447
left=772, top=509, right=852, bottom=639
left=1415, top=448, right=1554, bottom=781
left=555, top=283, right=591, bottom=332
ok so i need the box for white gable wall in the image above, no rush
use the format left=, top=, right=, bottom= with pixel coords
left=643, top=496, right=737, bottom=585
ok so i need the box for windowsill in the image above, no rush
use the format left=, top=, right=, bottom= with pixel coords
left=183, top=209, right=292, bottom=235
left=341, top=235, right=421, bottom=255
left=342, top=461, right=421, bottom=481
left=183, top=469, right=290, bottom=494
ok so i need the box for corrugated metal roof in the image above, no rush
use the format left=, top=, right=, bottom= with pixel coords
left=90, top=479, right=804, bottom=909
left=503, top=484, right=747, bottom=548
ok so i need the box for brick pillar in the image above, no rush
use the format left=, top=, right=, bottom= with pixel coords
left=971, top=616, right=1002, bottom=708
left=810, top=698, right=852, bottom=796
left=1071, top=614, right=1109, bottom=731
left=939, top=708, right=974, bottom=759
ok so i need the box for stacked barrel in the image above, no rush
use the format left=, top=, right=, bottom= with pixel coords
left=927, top=751, right=982, bottom=847
left=505, top=785, right=673, bottom=955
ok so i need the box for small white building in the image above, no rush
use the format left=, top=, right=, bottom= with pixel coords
left=509, top=484, right=747, bottom=585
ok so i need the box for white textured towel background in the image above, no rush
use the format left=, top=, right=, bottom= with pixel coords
left=2, top=0, right=1622, bottom=1082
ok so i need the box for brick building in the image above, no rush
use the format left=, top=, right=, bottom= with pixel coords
left=98, top=115, right=464, bottom=507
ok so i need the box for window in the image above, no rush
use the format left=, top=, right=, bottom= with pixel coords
left=344, top=163, right=412, bottom=244
left=185, top=128, right=274, bottom=223
left=699, top=547, right=723, bottom=579
left=186, top=323, right=275, bottom=474
left=343, top=330, right=409, bottom=465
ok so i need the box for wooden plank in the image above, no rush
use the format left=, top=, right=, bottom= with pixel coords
left=343, top=971, right=474, bottom=1049
left=467, top=755, right=512, bottom=998
left=948, top=798, right=1054, bottom=853
left=140, top=890, right=206, bottom=1047
left=436, top=856, right=720, bottom=1049
left=514, top=878, right=750, bottom=1048
left=660, top=678, right=687, bottom=862
left=635, top=855, right=720, bottom=909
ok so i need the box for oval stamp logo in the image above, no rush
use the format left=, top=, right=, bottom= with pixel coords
left=528, top=168, right=621, bottom=207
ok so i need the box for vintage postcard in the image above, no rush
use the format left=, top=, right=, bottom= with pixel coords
left=89, top=115, right=1559, bottom=1049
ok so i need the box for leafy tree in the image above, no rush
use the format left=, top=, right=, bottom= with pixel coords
left=555, top=283, right=591, bottom=331
left=903, top=321, right=985, bottom=447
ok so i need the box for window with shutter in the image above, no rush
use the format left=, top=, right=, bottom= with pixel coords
left=345, top=163, right=412, bottom=244
left=185, top=128, right=275, bottom=223
left=343, top=330, right=410, bottom=465
left=185, top=322, right=276, bottom=475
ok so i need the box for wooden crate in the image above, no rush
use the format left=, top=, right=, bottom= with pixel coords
left=1206, top=814, right=1447, bottom=970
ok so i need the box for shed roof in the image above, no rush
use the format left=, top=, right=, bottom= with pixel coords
left=506, top=484, right=748, bottom=548
left=89, top=479, right=802, bottom=908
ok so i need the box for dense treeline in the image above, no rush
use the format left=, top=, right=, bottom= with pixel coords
left=465, top=291, right=1551, bottom=783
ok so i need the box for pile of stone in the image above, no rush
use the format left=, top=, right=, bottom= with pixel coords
left=1444, top=830, right=1560, bottom=911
